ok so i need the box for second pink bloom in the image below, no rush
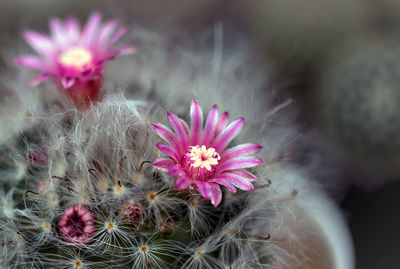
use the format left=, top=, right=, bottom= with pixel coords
left=14, top=13, right=136, bottom=109
left=153, top=100, right=263, bottom=207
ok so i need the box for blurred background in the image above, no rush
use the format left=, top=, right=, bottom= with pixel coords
left=1, top=0, right=400, bottom=268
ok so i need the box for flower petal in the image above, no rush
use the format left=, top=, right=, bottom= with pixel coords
left=83, top=13, right=102, bottom=46
left=180, top=119, right=190, bottom=136
left=221, top=143, right=263, bottom=160
left=195, top=181, right=211, bottom=200
left=213, top=111, right=229, bottom=141
left=107, top=27, right=128, bottom=47
left=152, top=123, right=180, bottom=151
left=111, top=46, right=137, bottom=57
left=65, top=17, right=80, bottom=45
left=24, top=31, right=55, bottom=56
left=218, top=156, right=263, bottom=171
left=213, top=118, right=245, bottom=152
left=61, top=77, right=75, bottom=89
left=190, top=100, right=203, bottom=145
left=175, top=175, right=192, bottom=190
left=167, top=111, right=188, bottom=151
left=202, top=104, right=218, bottom=145
left=153, top=158, right=175, bottom=170
left=156, top=143, right=179, bottom=162
left=99, top=19, right=119, bottom=44
left=209, top=183, right=222, bottom=207
left=209, top=178, right=236, bottom=193
left=13, top=56, right=46, bottom=70
left=217, top=173, right=254, bottom=191
left=228, top=169, right=257, bottom=181
left=50, top=18, right=68, bottom=47
left=30, top=73, right=50, bottom=87
left=168, top=164, right=184, bottom=176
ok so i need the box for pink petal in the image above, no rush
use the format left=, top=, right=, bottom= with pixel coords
left=65, top=206, right=74, bottom=215
left=107, top=27, right=128, bottom=47
left=213, top=111, right=229, bottom=140
left=13, top=56, right=46, bottom=70
left=65, top=17, right=80, bottom=44
left=180, top=119, right=190, bottom=136
left=111, top=46, right=137, bottom=56
left=167, top=111, right=188, bottom=151
left=153, top=158, right=175, bottom=170
left=168, top=164, right=184, bottom=176
left=202, top=104, right=218, bottom=145
left=156, top=143, right=179, bottom=162
left=209, top=178, right=236, bottom=193
left=24, top=31, right=55, bottom=56
left=190, top=100, right=203, bottom=145
left=152, top=123, right=180, bottom=151
left=196, top=181, right=211, bottom=200
left=221, top=143, right=263, bottom=160
left=61, top=77, right=75, bottom=89
left=218, top=156, right=263, bottom=171
left=83, top=13, right=102, bottom=46
left=229, top=169, right=257, bottom=181
left=50, top=18, right=67, bottom=47
left=30, top=73, right=50, bottom=87
left=175, top=175, right=192, bottom=190
left=99, top=19, right=119, bottom=44
left=209, top=183, right=222, bottom=207
left=213, top=118, right=245, bottom=152
left=218, top=173, right=254, bottom=191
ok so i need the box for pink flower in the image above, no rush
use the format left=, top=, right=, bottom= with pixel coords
left=14, top=13, right=136, bottom=109
left=152, top=100, right=263, bottom=207
left=58, top=205, right=96, bottom=244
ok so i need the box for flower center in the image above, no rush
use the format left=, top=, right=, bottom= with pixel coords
left=105, top=221, right=116, bottom=232
left=182, top=145, right=221, bottom=180
left=73, top=260, right=83, bottom=268
left=58, top=46, right=93, bottom=70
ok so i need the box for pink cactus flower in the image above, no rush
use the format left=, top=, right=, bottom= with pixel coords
left=14, top=13, right=136, bottom=109
left=58, top=205, right=96, bottom=244
left=152, top=100, right=263, bottom=207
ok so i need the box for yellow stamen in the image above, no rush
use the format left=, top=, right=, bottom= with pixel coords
left=58, top=46, right=93, bottom=70
left=188, top=145, right=220, bottom=171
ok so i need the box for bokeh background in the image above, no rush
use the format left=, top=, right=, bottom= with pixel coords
left=1, top=0, right=400, bottom=268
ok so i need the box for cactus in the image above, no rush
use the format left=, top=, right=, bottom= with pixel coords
left=0, top=13, right=327, bottom=269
